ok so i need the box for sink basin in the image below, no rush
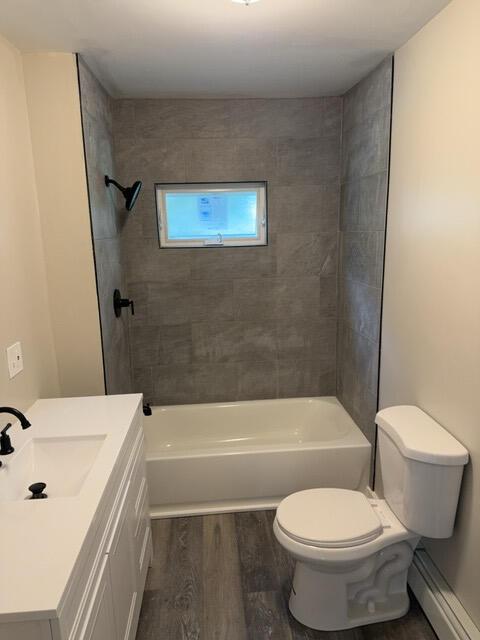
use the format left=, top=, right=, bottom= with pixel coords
left=0, top=435, right=107, bottom=501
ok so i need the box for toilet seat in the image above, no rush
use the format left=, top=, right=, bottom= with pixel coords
left=276, top=488, right=383, bottom=549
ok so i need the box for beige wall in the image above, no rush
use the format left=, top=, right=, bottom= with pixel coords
left=23, top=53, right=105, bottom=397
left=0, top=40, right=105, bottom=408
left=0, top=36, right=60, bottom=410
left=380, top=0, right=480, bottom=627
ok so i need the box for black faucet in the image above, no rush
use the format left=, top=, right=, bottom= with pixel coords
left=143, top=403, right=152, bottom=416
left=0, top=407, right=31, bottom=456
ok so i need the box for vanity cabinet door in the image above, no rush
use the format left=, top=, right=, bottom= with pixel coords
left=107, top=483, right=138, bottom=640
left=79, top=557, right=116, bottom=640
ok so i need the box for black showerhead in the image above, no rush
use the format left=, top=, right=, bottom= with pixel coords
left=105, top=175, right=142, bottom=211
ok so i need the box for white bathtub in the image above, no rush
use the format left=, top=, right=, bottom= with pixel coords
left=143, top=396, right=371, bottom=518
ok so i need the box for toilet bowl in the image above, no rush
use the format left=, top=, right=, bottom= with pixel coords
left=274, top=406, right=469, bottom=631
left=273, top=488, right=420, bottom=630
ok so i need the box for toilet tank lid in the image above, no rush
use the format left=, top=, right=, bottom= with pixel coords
left=376, top=406, right=469, bottom=466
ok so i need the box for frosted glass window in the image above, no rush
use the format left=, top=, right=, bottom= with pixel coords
left=155, top=182, right=267, bottom=248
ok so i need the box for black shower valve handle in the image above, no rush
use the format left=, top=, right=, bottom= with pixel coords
left=113, top=289, right=135, bottom=318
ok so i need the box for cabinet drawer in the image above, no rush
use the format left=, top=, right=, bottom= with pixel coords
left=138, top=525, right=152, bottom=586
left=133, top=477, right=147, bottom=538
left=134, top=481, right=149, bottom=570
left=128, top=437, right=147, bottom=516
left=114, top=429, right=143, bottom=521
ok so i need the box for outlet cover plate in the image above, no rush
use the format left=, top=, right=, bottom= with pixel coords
left=7, top=342, right=24, bottom=379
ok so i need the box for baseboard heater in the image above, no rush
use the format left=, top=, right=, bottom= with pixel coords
left=408, top=549, right=480, bottom=640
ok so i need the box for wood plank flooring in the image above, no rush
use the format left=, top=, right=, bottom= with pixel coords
left=136, top=510, right=438, bottom=640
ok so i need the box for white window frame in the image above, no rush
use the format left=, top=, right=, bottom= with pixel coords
left=155, top=182, right=268, bottom=248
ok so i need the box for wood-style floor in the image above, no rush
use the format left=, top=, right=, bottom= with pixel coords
left=136, top=510, right=437, bottom=640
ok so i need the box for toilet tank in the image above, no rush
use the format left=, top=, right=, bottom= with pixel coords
left=376, top=406, right=469, bottom=538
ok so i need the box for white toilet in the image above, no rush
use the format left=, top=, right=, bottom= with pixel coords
left=273, top=405, right=469, bottom=631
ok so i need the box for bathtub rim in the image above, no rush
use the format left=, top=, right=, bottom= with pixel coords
left=146, top=394, right=353, bottom=414
left=146, top=440, right=371, bottom=462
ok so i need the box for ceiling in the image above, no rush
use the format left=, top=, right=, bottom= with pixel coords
left=0, top=0, right=450, bottom=98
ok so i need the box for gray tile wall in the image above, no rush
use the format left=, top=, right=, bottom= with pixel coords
left=112, top=98, right=342, bottom=405
left=337, top=58, right=393, bottom=445
left=78, top=58, right=133, bottom=395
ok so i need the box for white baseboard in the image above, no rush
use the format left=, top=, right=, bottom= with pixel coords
left=408, top=550, right=480, bottom=640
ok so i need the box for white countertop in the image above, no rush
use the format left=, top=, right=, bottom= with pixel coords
left=0, top=393, right=143, bottom=623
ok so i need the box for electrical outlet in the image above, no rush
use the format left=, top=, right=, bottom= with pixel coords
left=6, top=342, right=24, bottom=379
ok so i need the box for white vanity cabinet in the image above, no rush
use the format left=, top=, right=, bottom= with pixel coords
left=0, top=395, right=152, bottom=640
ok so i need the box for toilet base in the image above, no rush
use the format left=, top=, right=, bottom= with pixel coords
left=288, top=544, right=413, bottom=631
left=290, top=588, right=410, bottom=631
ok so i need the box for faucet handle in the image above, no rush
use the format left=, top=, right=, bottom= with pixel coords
left=1, top=423, right=12, bottom=436
left=0, top=424, right=14, bottom=455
